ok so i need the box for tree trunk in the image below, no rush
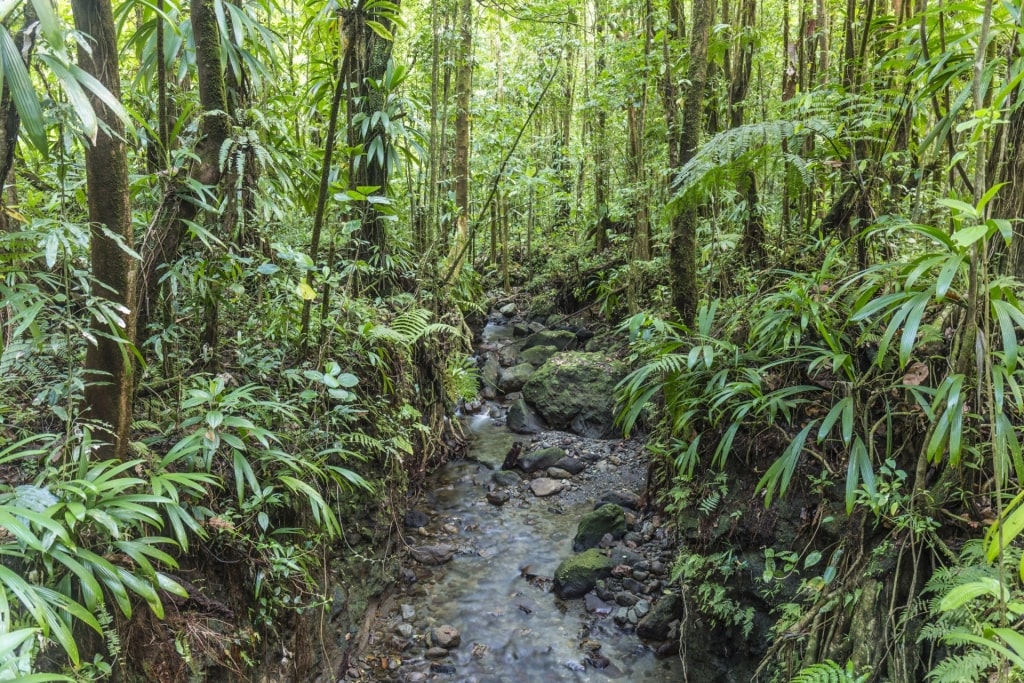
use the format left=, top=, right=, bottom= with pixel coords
left=72, top=0, right=135, bottom=460
left=345, top=0, right=401, bottom=296
left=137, top=0, right=231, bottom=339
left=0, top=5, right=36, bottom=233
left=449, top=0, right=471, bottom=278
left=669, top=0, right=714, bottom=326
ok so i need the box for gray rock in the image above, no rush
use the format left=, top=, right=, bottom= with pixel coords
left=498, top=363, right=535, bottom=394
left=498, top=344, right=519, bottom=367
left=507, top=399, right=544, bottom=434
left=523, top=329, right=577, bottom=351
left=635, top=600, right=652, bottom=618
left=430, top=625, right=461, bottom=649
left=636, top=593, right=684, bottom=641
left=613, top=607, right=630, bottom=626
left=513, top=323, right=531, bottom=337
left=529, top=478, right=564, bottom=497
left=554, top=457, right=586, bottom=475
left=546, top=467, right=573, bottom=480
left=518, top=345, right=559, bottom=367
left=554, top=548, right=614, bottom=598
left=499, top=303, right=517, bottom=317
left=425, top=647, right=449, bottom=659
left=486, top=490, right=510, bottom=506
left=519, top=446, right=566, bottom=473
left=615, top=591, right=639, bottom=607
left=492, top=470, right=521, bottom=486
left=597, top=490, right=642, bottom=510
left=410, top=544, right=456, bottom=566
left=401, top=604, right=416, bottom=620
left=522, top=352, right=628, bottom=438
left=403, top=510, right=429, bottom=528
left=584, top=593, right=613, bottom=615
left=480, top=352, right=500, bottom=399
left=574, top=504, right=627, bottom=551
left=396, top=623, right=414, bottom=638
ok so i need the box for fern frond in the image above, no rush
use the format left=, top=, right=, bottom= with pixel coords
left=791, top=660, right=868, bottom=683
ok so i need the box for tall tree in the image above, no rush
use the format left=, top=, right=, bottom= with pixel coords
left=449, top=0, right=471, bottom=277
left=71, top=0, right=135, bottom=460
left=668, top=0, right=714, bottom=326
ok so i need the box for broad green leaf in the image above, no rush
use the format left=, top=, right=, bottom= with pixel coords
left=937, top=197, right=978, bottom=218
left=0, top=26, right=46, bottom=152
left=950, top=224, right=988, bottom=249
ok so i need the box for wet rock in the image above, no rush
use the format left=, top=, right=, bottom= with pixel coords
left=522, top=329, right=577, bottom=351
left=565, top=660, right=586, bottom=672
left=498, top=344, right=519, bottom=367
left=595, top=580, right=615, bottom=602
left=529, top=478, right=564, bottom=497
left=519, top=446, right=565, bottom=473
left=498, top=363, right=536, bottom=394
left=613, top=607, right=630, bottom=626
left=634, top=599, right=652, bottom=618
left=554, top=548, right=614, bottom=598
left=499, top=303, right=517, bottom=317
left=480, top=352, right=500, bottom=399
left=396, top=623, right=414, bottom=638
left=486, top=490, right=510, bottom=506
left=401, top=604, right=416, bottom=620
left=409, top=544, right=456, bottom=566
left=512, top=323, right=531, bottom=337
left=522, top=352, right=627, bottom=438
left=615, top=591, right=639, bottom=607
left=574, top=504, right=627, bottom=551
left=403, top=510, right=429, bottom=528
left=518, top=344, right=559, bottom=367
left=576, top=327, right=595, bottom=342
left=636, top=593, right=684, bottom=641
left=507, top=399, right=544, bottom=434
left=546, top=467, right=573, bottom=480
left=406, top=673, right=427, bottom=683
left=584, top=593, right=613, bottom=615
left=425, top=647, right=449, bottom=659
left=491, top=470, right=521, bottom=486
left=622, top=578, right=643, bottom=593
left=554, top=457, right=586, bottom=475
left=430, top=625, right=461, bottom=649
left=596, top=490, right=641, bottom=510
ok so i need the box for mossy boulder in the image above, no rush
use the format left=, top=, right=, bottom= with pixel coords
left=522, top=330, right=577, bottom=351
left=507, top=398, right=544, bottom=434
left=497, top=363, right=536, bottom=394
left=522, top=352, right=628, bottom=438
left=573, top=504, right=627, bottom=551
left=518, top=345, right=559, bottom=367
left=554, top=548, right=614, bottom=599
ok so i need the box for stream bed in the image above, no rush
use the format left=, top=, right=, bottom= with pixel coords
left=353, top=404, right=684, bottom=682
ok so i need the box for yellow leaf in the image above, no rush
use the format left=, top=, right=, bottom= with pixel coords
left=296, top=282, right=316, bottom=301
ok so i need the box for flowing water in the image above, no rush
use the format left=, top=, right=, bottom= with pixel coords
left=379, top=323, right=683, bottom=682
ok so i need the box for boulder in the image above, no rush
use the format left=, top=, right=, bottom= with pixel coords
left=518, top=345, right=559, bottom=367
left=492, top=470, right=521, bottom=487
left=636, top=593, right=684, bottom=641
left=512, top=323, right=531, bottom=338
left=596, top=490, right=642, bottom=510
left=480, top=352, right=500, bottom=400
left=522, top=330, right=577, bottom=351
left=529, top=478, right=564, bottom=497
left=507, top=399, right=544, bottom=434
left=498, top=344, right=519, bottom=367
left=430, top=625, right=461, bottom=649
left=498, top=363, right=535, bottom=394
left=554, top=548, right=613, bottom=599
left=499, top=303, right=517, bottom=317
left=522, top=352, right=628, bottom=438
left=574, top=504, right=627, bottom=551
left=518, top=446, right=566, bottom=473
left=410, top=544, right=456, bottom=566
left=554, top=457, right=586, bottom=475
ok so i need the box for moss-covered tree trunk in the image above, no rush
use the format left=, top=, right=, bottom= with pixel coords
left=72, top=0, right=135, bottom=460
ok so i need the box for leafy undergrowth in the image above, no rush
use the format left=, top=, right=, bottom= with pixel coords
left=617, top=211, right=1024, bottom=680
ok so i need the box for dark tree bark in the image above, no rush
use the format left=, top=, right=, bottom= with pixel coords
left=344, top=0, right=401, bottom=296
left=0, top=5, right=36, bottom=232
left=137, top=0, right=231, bottom=340
left=669, top=0, right=714, bottom=326
left=71, top=0, right=135, bottom=460
left=450, top=0, right=471, bottom=276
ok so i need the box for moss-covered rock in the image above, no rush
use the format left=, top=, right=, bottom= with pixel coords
left=507, top=398, right=544, bottom=434
left=519, top=446, right=566, bottom=473
left=522, top=352, right=628, bottom=438
left=518, top=344, right=559, bottom=367
left=573, top=504, right=626, bottom=551
left=497, top=363, right=536, bottom=394
left=554, top=548, right=614, bottom=599
left=522, top=329, right=577, bottom=351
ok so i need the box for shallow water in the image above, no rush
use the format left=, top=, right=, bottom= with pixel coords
left=397, top=416, right=682, bottom=682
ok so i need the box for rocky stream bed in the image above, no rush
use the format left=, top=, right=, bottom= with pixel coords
left=343, top=320, right=687, bottom=682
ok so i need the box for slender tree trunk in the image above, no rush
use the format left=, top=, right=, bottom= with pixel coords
left=592, top=0, right=609, bottom=252
left=72, top=0, right=135, bottom=460
left=669, top=0, right=714, bottom=326
left=449, top=0, right=472, bottom=277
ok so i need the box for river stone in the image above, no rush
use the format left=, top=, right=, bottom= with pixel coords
left=530, top=478, right=564, bottom=497
left=574, top=504, right=627, bottom=552
left=425, top=647, right=449, bottom=659
left=519, top=446, right=565, bottom=473
left=492, top=470, right=521, bottom=486
left=522, top=329, right=577, bottom=351
left=498, top=363, right=535, bottom=394
left=636, top=593, right=684, bottom=641
left=513, top=323, right=531, bottom=337
left=546, top=467, right=573, bottom=480
left=507, top=398, right=544, bottom=434
left=401, top=604, right=416, bottom=620
left=554, top=457, right=586, bottom=475
left=410, top=544, right=456, bottom=566
left=522, top=352, right=628, bottom=438
left=486, top=490, right=510, bottom=506
left=518, top=344, right=559, bottom=367
left=430, top=625, right=461, bottom=649
left=480, top=352, right=500, bottom=399
left=554, top=548, right=614, bottom=598
left=403, top=510, right=429, bottom=528
left=498, top=344, right=519, bottom=367
left=597, top=490, right=642, bottom=510
left=499, top=302, right=517, bottom=317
